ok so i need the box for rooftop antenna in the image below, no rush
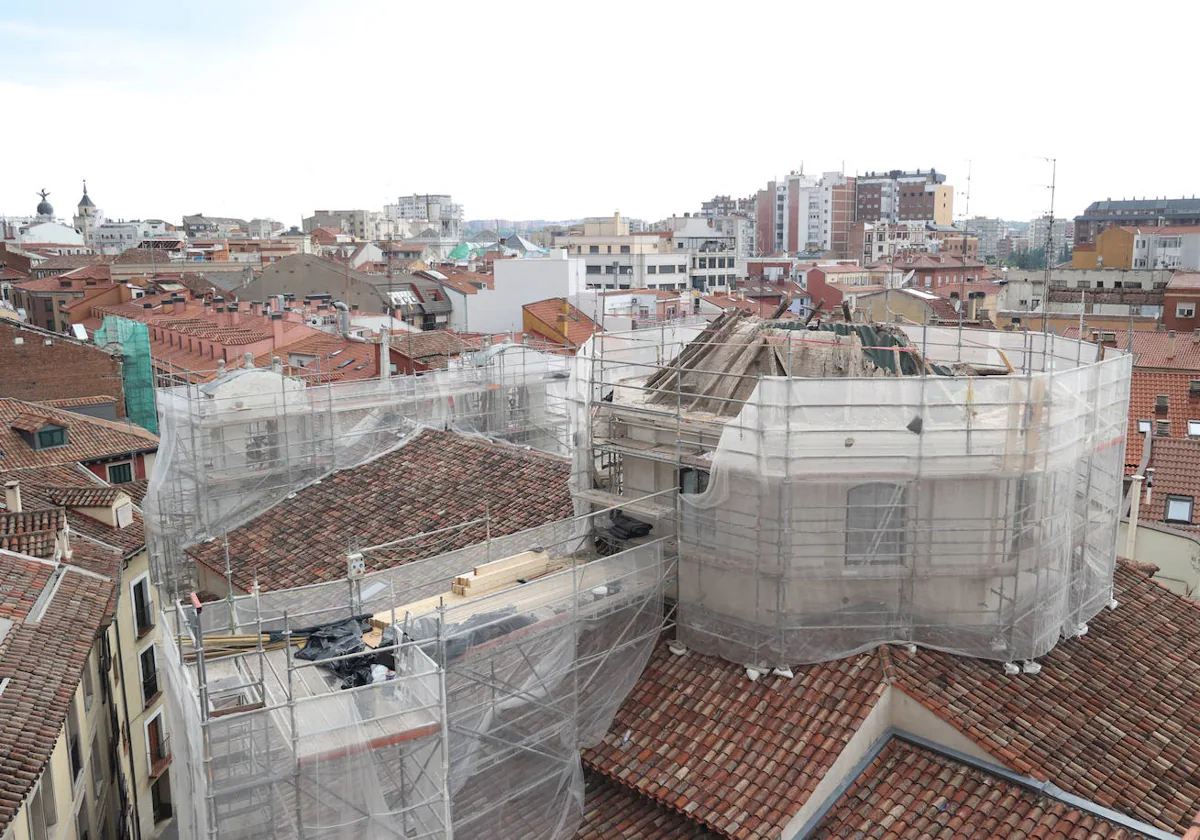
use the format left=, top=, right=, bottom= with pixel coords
left=958, top=160, right=972, bottom=347
left=1041, top=157, right=1057, bottom=335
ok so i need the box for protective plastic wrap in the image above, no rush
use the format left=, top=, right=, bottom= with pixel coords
left=162, top=525, right=666, bottom=840
left=670, top=327, right=1131, bottom=665
left=145, top=343, right=570, bottom=596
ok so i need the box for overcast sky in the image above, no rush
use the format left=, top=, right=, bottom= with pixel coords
left=2, top=1, right=1195, bottom=229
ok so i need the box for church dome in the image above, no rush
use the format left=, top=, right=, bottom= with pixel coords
left=36, top=190, right=53, bottom=217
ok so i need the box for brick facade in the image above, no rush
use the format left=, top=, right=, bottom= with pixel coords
left=0, top=320, right=125, bottom=417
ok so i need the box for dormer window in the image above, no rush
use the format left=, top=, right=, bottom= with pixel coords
left=38, top=427, right=66, bottom=448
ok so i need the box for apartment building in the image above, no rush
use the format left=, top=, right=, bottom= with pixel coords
left=1074, top=196, right=1200, bottom=245
left=384, top=193, right=464, bottom=240
left=855, top=169, right=953, bottom=226
left=553, top=213, right=692, bottom=291
left=755, top=172, right=857, bottom=258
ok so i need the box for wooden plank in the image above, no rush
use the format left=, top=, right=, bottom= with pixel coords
left=474, top=549, right=548, bottom=578
left=460, top=556, right=549, bottom=596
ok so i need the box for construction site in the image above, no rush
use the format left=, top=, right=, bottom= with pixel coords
left=145, top=312, right=1131, bottom=839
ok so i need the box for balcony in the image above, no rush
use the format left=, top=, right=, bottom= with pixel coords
left=149, top=733, right=172, bottom=780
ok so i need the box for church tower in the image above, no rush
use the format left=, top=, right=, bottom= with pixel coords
left=74, top=180, right=102, bottom=244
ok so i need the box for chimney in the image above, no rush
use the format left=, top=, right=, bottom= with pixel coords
left=215, top=304, right=227, bottom=327
left=1193, top=327, right=1200, bottom=344
left=378, top=327, right=391, bottom=380
left=3, top=480, right=20, bottom=513
left=271, top=312, right=284, bottom=346
left=229, top=302, right=241, bottom=324
left=173, top=295, right=186, bottom=315
left=250, top=300, right=261, bottom=316
left=1168, top=330, right=1177, bottom=359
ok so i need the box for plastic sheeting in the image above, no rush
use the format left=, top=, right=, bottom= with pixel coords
left=144, top=343, right=571, bottom=597
left=672, top=327, right=1132, bottom=665
left=93, top=314, right=158, bottom=433
left=162, top=526, right=668, bottom=840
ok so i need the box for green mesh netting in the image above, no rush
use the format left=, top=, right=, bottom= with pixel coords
left=93, top=315, right=158, bottom=434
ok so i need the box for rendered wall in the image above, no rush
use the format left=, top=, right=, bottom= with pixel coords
left=674, top=329, right=1131, bottom=666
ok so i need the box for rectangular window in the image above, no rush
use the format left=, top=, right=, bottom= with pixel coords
left=132, top=576, right=154, bottom=637
left=1189, top=420, right=1200, bottom=438
left=67, top=705, right=83, bottom=782
left=660, top=265, right=676, bottom=274
left=1138, top=420, right=1152, bottom=435
left=106, top=462, right=133, bottom=484
left=27, top=772, right=57, bottom=840
left=44, top=299, right=54, bottom=313
left=38, top=427, right=66, bottom=448
left=646, top=265, right=657, bottom=274
left=620, top=245, right=630, bottom=254
left=846, top=483, right=908, bottom=566
left=679, top=468, right=710, bottom=495
left=1165, top=495, right=1194, bottom=525
left=139, top=645, right=159, bottom=706
left=1177, top=302, right=1196, bottom=318
left=588, top=245, right=599, bottom=254
left=585, top=265, right=601, bottom=275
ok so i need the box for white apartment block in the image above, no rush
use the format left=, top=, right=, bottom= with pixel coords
left=1132, top=228, right=1200, bottom=270
left=385, top=193, right=464, bottom=240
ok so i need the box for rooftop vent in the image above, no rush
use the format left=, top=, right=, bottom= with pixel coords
left=1155, top=419, right=1170, bottom=436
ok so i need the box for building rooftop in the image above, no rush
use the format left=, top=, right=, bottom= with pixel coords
left=1125, top=370, right=1200, bottom=468
left=389, top=328, right=471, bottom=369
left=811, top=738, right=1157, bottom=839
left=186, top=428, right=573, bottom=592
left=1137, top=437, right=1200, bottom=536
left=1168, top=271, right=1200, bottom=290
left=583, top=564, right=1200, bottom=837
left=1079, top=198, right=1200, bottom=219
left=523, top=298, right=602, bottom=348
left=1064, top=327, right=1200, bottom=370
left=0, top=398, right=158, bottom=470
left=0, top=461, right=129, bottom=835
left=576, top=772, right=720, bottom=839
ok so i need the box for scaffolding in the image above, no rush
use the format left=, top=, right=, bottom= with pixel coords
left=144, top=342, right=572, bottom=597
left=93, top=314, right=159, bottom=434
left=571, top=314, right=1132, bottom=667
left=163, top=512, right=669, bottom=840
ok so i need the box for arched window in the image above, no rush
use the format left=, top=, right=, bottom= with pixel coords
left=846, top=483, right=908, bottom=566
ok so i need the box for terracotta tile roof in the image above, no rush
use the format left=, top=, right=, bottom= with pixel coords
left=0, top=464, right=145, bottom=562
left=186, top=428, right=573, bottom=592
left=0, top=508, right=64, bottom=559
left=8, top=412, right=52, bottom=434
left=14, top=272, right=118, bottom=293
left=45, top=486, right=123, bottom=508
left=1063, top=327, right=1200, bottom=370
left=577, top=772, right=719, bottom=839
left=0, top=555, right=117, bottom=836
left=29, top=254, right=111, bottom=274
left=524, top=299, right=602, bottom=349
left=0, top=398, right=158, bottom=470
left=1125, top=370, right=1200, bottom=467
left=37, top=395, right=120, bottom=409
left=1138, top=437, right=1200, bottom=535
left=389, top=329, right=470, bottom=368
left=0, top=267, right=29, bottom=281
left=583, top=640, right=889, bottom=839
left=888, top=565, right=1200, bottom=834
left=812, top=738, right=1155, bottom=839
left=120, top=479, right=150, bottom=506
left=590, top=565, right=1200, bottom=838
left=252, top=333, right=380, bottom=382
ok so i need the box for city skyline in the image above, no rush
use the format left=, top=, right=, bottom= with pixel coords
left=3, top=1, right=1196, bottom=226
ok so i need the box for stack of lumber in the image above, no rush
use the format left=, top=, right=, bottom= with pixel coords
left=177, top=632, right=298, bottom=663
left=451, top=550, right=551, bottom=596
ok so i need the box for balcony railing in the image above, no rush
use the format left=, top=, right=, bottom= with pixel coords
left=149, top=733, right=172, bottom=779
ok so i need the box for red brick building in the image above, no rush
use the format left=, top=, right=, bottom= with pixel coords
left=0, top=320, right=126, bottom=417
left=1164, top=272, right=1200, bottom=332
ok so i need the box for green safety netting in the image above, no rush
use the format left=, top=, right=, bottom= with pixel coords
left=93, top=315, right=158, bottom=434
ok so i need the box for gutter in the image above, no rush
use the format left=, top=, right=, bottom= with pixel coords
left=791, top=728, right=1178, bottom=840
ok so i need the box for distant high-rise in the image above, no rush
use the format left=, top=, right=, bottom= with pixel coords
left=1073, top=196, right=1200, bottom=245
left=855, top=169, right=953, bottom=226
left=755, top=172, right=856, bottom=258
left=385, top=194, right=464, bottom=240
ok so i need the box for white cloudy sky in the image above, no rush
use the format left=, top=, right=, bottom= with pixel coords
left=2, top=0, right=1195, bottom=228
